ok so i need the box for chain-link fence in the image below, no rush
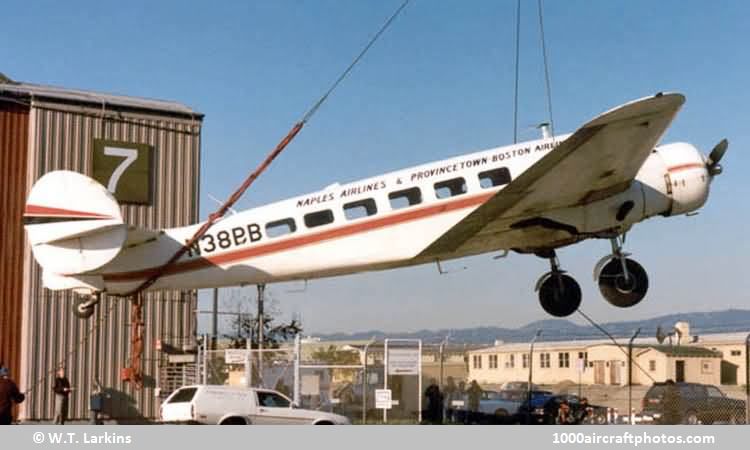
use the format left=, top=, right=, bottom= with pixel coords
left=158, top=331, right=749, bottom=425
left=459, top=332, right=750, bottom=426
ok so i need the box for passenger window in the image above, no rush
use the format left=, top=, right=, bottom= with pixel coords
left=168, top=387, right=197, bottom=403
left=434, top=177, right=466, bottom=199
left=343, top=198, right=377, bottom=220
left=706, top=386, right=723, bottom=398
left=304, top=209, right=334, bottom=228
left=478, top=167, right=512, bottom=188
left=388, top=187, right=421, bottom=210
left=257, top=391, right=290, bottom=408
left=265, top=218, right=296, bottom=238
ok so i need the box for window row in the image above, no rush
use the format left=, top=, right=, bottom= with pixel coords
left=471, top=351, right=589, bottom=371
left=264, top=167, right=512, bottom=238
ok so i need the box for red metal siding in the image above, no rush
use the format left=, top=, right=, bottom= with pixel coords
left=0, top=101, right=29, bottom=382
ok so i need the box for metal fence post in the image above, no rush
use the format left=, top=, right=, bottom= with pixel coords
left=294, top=334, right=301, bottom=406
left=745, top=333, right=749, bottom=425
left=202, top=334, right=208, bottom=384
left=245, top=336, right=252, bottom=388
left=384, top=339, right=389, bottom=424
left=418, top=340, right=422, bottom=424
left=362, top=337, right=374, bottom=424
left=628, top=328, right=641, bottom=425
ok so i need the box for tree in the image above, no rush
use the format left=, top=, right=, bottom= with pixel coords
left=310, top=345, right=360, bottom=365
left=221, top=287, right=302, bottom=349
left=219, top=286, right=302, bottom=388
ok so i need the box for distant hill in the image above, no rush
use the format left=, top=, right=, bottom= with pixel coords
left=314, top=309, right=750, bottom=344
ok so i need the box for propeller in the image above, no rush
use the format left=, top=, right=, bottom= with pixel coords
left=706, top=138, right=729, bottom=176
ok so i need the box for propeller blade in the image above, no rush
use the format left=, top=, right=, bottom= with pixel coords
left=707, top=138, right=728, bottom=167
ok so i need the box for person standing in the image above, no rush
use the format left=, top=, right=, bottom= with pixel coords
left=53, top=367, right=72, bottom=425
left=424, top=379, right=443, bottom=424
left=467, top=380, right=482, bottom=423
left=0, top=366, right=25, bottom=425
left=443, top=377, right=457, bottom=423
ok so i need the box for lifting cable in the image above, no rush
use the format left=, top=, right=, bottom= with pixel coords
left=577, top=309, right=656, bottom=383
left=122, top=0, right=411, bottom=298
left=537, top=0, right=555, bottom=138
left=512, top=0, right=521, bottom=144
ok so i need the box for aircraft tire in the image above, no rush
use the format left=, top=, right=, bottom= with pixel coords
left=538, top=274, right=581, bottom=317
left=73, top=296, right=96, bottom=319
left=598, top=258, right=648, bottom=308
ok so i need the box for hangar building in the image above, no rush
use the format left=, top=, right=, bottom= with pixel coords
left=0, top=73, right=202, bottom=421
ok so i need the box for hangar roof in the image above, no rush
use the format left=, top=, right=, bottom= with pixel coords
left=0, top=75, right=202, bottom=119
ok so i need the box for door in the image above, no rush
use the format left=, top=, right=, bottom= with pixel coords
left=609, top=360, right=621, bottom=385
left=705, top=385, right=729, bottom=422
left=675, top=360, right=685, bottom=383
left=254, top=390, right=302, bottom=424
left=161, top=387, right=198, bottom=422
left=594, top=362, right=605, bottom=385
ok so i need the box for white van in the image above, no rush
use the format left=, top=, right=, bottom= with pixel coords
left=160, top=385, right=350, bottom=425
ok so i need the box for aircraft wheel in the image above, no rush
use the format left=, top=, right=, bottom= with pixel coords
left=538, top=274, right=581, bottom=317
left=73, top=296, right=96, bottom=319
left=598, top=258, right=648, bottom=308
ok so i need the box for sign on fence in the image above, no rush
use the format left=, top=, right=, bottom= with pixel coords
left=301, top=374, right=320, bottom=396
left=225, top=349, right=248, bottom=364
left=375, top=389, right=392, bottom=409
left=387, top=348, right=420, bottom=375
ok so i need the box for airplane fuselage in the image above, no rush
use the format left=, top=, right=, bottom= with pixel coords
left=67, top=133, right=710, bottom=296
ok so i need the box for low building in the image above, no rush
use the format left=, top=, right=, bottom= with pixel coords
left=467, top=321, right=745, bottom=387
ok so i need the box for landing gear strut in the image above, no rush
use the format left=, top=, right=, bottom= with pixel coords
left=73, top=293, right=100, bottom=319
left=535, top=251, right=582, bottom=317
left=594, top=236, right=649, bottom=308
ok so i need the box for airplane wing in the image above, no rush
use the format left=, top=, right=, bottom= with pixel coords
left=419, top=93, right=685, bottom=257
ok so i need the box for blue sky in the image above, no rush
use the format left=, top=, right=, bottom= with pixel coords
left=4, top=1, right=749, bottom=335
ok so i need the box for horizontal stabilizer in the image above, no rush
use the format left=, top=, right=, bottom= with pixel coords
left=25, top=170, right=126, bottom=274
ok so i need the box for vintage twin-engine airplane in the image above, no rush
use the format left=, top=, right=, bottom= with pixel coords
left=24, top=93, right=728, bottom=318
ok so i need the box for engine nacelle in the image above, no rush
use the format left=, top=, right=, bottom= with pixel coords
left=638, top=143, right=710, bottom=217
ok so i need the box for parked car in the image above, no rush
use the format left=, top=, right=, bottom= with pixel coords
left=640, top=382, right=746, bottom=424
left=515, top=394, right=607, bottom=425
left=160, top=385, right=350, bottom=425
left=500, top=381, right=540, bottom=391
left=450, top=389, right=553, bottom=424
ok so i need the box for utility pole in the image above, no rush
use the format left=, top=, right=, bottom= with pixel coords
left=628, top=328, right=641, bottom=424
left=439, top=334, right=450, bottom=388
left=211, top=288, right=218, bottom=350
left=257, top=284, right=265, bottom=388
left=527, top=329, right=542, bottom=424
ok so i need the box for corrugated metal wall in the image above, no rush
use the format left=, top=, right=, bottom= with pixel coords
left=20, top=102, right=201, bottom=421
left=0, top=101, right=29, bottom=385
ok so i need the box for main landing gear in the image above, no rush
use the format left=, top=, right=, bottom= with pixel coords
left=535, top=250, right=582, bottom=317
left=533, top=235, right=650, bottom=317
left=73, top=293, right=101, bottom=319
left=594, top=236, right=649, bottom=308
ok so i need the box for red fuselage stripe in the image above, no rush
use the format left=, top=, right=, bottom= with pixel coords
left=103, top=191, right=496, bottom=282
left=24, top=204, right=113, bottom=219
left=667, top=163, right=705, bottom=173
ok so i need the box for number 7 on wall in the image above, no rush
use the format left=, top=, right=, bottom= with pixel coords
left=103, top=146, right=139, bottom=194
